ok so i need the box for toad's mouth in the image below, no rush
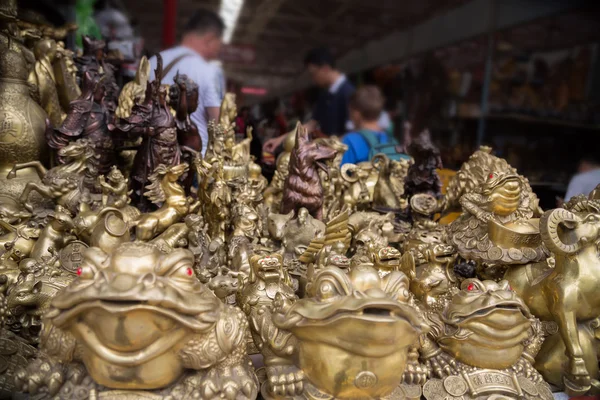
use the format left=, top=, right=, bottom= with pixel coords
left=72, top=319, right=187, bottom=367
left=50, top=300, right=214, bottom=332
left=452, top=303, right=528, bottom=323
left=295, top=303, right=416, bottom=327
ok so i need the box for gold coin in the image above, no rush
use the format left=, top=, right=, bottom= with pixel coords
left=517, top=376, right=538, bottom=396
left=59, top=241, right=89, bottom=274
left=0, top=339, right=18, bottom=356
left=422, top=379, right=446, bottom=400
left=402, top=384, right=422, bottom=399
left=477, top=240, right=491, bottom=251
left=522, top=247, right=537, bottom=260
left=443, top=376, right=468, bottom=397
left=487, top=246, right=503, bottom=260
left=381, top=386, right=406, bottom=400
left=354, top=371, right=378, bottom=389
left=508, top=248, right=523, bottom=261
left=468, top=219, right=479, bottom=229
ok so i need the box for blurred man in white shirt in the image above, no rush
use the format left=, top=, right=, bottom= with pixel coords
left=150, top=9, right=224, bottom=155
left=565, top=154, right=600, bottom=201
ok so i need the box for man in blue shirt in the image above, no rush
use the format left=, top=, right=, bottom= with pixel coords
left=341, top=85, right=388, bottom=165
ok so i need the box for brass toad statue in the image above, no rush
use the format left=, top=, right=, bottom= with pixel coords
left=255, top=264, right=428, bottom=399
left=450, top=170, right=548, bottom=276
left=16, top=242, right=258, bottom=399
left=421, top=279, right=553, bottom=400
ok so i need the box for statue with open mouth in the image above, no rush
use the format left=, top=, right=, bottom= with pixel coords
left=15, top=242, right=258, bottom=399
left=253, top=263, right=428, bottom=400
left=420, top=279, right=553, bottom=400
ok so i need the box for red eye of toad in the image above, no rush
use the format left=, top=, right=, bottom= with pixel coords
left=77, top=267, right=82, bottom=276
left=467, top=283, right=475, bottom=291
left=186, top=267, right=193, bottom=276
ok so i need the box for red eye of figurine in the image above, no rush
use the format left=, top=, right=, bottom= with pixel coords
left=76, top=267, right=82, bottom=276
left=186, top=267, right=193, bottom=276
left=467, top=283, right=475, bottom=291
left=489, top=173, right=494, bottom=179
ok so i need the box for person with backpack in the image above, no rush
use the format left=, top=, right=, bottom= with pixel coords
left=341, top=85, right=407, bottom=165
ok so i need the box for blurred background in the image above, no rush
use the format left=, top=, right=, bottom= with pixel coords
left=16, top=0, right=600, bottom=208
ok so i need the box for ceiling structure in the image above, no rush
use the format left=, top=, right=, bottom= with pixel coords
left=123, top=0, right=470, bottom=90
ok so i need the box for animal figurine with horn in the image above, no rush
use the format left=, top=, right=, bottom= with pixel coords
left=281, top=123, right=337, bottom=220
left=506, top=189, right=600, bottom=396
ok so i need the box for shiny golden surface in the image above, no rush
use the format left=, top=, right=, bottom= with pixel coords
left=421, top=279, right=553, bottom=400
left=505, top=193, right=600, bottom=396
left=439, top=279, right=532, bottom=369
left=250, top=264, right=427, bottom=399
left=18, top=242, right=257, bottom=397
left=116, top=56, right=150, bottom=119
left=0, top=12, right=50, bottom=211
left=450, top=158, right=548, bottom=266
left=0, top=63, right=596, bottom=400
left=7, top=139, right=95, bottom=213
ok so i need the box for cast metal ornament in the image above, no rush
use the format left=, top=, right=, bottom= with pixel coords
left=449, top=168, right=549, bottom=270
left=420, top=279, right=553, bottom=400
left=281, top=123, right=337, bottom=220
left=133, top=163, right=198, bottom=241
left=7, top=139, right=96, bottom=214
left=251, top=264, right=428, bottom=399
left=15, top=242, right=258, bottom=399
left=116, top=55, right=150, bottom=119
left=504, top=190, right=600, bottom=396
left=0, top=3, right=51, bottom=211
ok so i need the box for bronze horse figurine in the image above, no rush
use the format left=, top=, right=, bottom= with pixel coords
left=132, top=163, right=198, bottom=241
left=7, top=139, right=96, bottom=213
left=281, top=123, right=337, bottom=220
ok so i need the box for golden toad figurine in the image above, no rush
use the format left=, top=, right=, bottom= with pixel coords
left=254, top=264, right=428, bottom=399
left=449, top=170, right=548, bottom=272
left=16, top=242, right=258, bottom=399
left=420, top=279, right=553, bottom=400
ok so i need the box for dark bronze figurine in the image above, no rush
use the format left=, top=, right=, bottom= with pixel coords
left=404, top=131, right=443, bottom=199
left=118, top=55, right=181, bottom=209
left=281, top=123, right=337, bottom=220
left=74, top=36, right=119, bottom=123
left=169, top=73, right=200, bottom=193
left=48, top=71, right=116, bottom=191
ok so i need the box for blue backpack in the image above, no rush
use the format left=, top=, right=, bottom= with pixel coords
left=357, top=129, right=411, bottom=162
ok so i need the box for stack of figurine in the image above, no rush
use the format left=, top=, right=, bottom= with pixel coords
left=0, top=3, right=598, bottom=399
